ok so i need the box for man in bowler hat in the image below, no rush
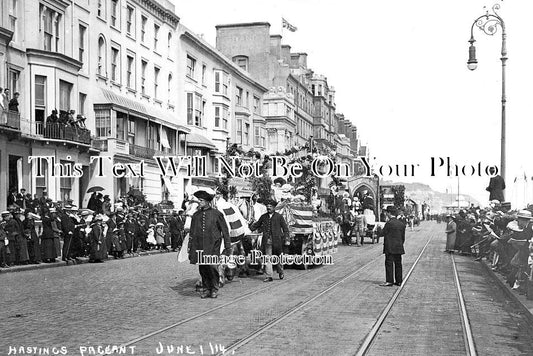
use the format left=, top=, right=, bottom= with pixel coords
left=380, top=206, right=406, bottom=286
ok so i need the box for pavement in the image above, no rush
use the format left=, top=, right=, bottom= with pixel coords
left=0, top=249, right=175, bottom=274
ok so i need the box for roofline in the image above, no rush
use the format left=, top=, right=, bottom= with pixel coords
left=181, top=31, right=268, bottom=92
left=215, top=22, right=271, bottom=29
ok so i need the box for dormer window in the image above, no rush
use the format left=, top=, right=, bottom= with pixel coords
left=232, top=55, right=249, bottom=71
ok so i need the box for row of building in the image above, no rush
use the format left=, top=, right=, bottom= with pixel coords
left=0, top=0, right=368, bottom=211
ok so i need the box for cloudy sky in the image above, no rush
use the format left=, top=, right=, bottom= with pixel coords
left=171, top=0, right=533, bottom=208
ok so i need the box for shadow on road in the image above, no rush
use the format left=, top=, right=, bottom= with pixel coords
left=170, top=278, right=202, bottom=297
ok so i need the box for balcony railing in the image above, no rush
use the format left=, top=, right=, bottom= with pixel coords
left=33, top=122, right=92, bottom=145
left=0, top=110, right=21, bottom=130
left=129, top=144, right=156, bottom=159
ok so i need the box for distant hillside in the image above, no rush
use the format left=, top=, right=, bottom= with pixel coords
left=382, top=180, right=479, bottom=213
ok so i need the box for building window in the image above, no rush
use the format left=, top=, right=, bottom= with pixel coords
left=79, top=93, right=86, bottom=115
left=141, top=15, right=147, bottom=42
left=187, top=93, right=193, bottom=125
left=201, top=64, right=206, bottom=85
left=261, top=128, right=266, bottom=147
left=154, top=67, right=160, bottom=99
left=59, top=80, right=72, bottom=112
left=186, top=55, right=195, bottom=79
left=214, top=71, right=220, bottom=92
left=111, top=47, right=120, bottom=83
left=214, top=106, right=220, bottom=128
left=79, top=24, right=86, bottom=64
left=214, top=70, right=229, bottom=95
left=167, top=32, right=172, bottom=55
left=154, top=24, right=160, bottom=51
left=95, top=109, right=111, bottom=137
left=141, top=59, right=147, bottom=95
left=126, top=55, right=134, bottom=89
left=35, top=75, right=47, bottom=125
left=235, top=86, right=243, bottom=105
left=54, top=15, right=60, bottom=52
left=195, top=94, right=202, bottom=126
left=236, top=119, right=242, bottom=144
left=97, top=0, right=106, bottom=19
left=253, top=96, right=260, bottom=114
left=244, top=123, right=249, bottom=145
left=254, top=126, right=260, bottom=146
left=110, top=0, right=119, bottom=28
left=167, top=74, right=172, bottom=103
left=245, top=91, right=249, bottom=108
left=60, top=160, right=72, bottom=202
left=35, top=160, right=48, bottom=198
left=42, top=7, right=54, bottom=51
left=186, top=93, right=202, bottom=127
left=233, top=55, right=248, bottom=71
left=214, top=106, right=228, bottom=129
left=126, top=5, right=134, bottom=36
left=9, top=0, right=17, bottom=41
left=98, top=36, right=106, bottom=76
left=8, top=68, right=20, bottom=94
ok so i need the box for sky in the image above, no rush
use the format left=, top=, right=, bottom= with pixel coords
left=170, top=0, right=533, bottom=208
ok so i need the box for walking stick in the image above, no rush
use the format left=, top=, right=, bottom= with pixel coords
left=64, top=231, right=74, bottom=265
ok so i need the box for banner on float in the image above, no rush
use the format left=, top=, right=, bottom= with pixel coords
left=312, top=221, right=339, bottom=256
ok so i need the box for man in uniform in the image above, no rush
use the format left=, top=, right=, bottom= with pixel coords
left=380, top=206, right=406, bottom=287
left=250, top=199, right=290, bottom=282
left=188, top=189, right=231, bottom=299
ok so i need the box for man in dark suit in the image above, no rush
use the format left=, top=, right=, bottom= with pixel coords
left=486, top=167, right=505, bottom=202
left=380, top=206, right=406, bottom=287
left=188, top=189, right=231, bottom=299
left=250, top=199, right=290, bottom=282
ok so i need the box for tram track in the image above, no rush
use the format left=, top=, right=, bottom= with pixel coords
left=355, top=234, right=477, bottom=356
left=207, top=229, right=431, bottom=356
left=106, top=243, right=384, bottom=354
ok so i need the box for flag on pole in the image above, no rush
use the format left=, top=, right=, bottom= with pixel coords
left=282, top=17, right=297, bottom=32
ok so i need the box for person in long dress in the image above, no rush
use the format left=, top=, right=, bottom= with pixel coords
left=445, top=215, right=456, bottom=253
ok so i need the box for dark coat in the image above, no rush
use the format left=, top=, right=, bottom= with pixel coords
left=41, top=216, right=58, bottom=259
left=486, top=175, right=506, bottom=202
left=188, top=207, right=230, bottom=264
left=88, top=223, right=107, bottom=260
left=250, top=212, right=289, bottom=256
left=382, top=217, right=406, bottom=255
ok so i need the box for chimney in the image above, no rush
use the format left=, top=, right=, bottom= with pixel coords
left=270, top=35, right=282, bottom=59
left=281, top=44, right=291, bottom=64
left=298, top=53, right=308, bottom=69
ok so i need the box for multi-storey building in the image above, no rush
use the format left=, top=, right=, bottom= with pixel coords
left=81, top=0, right=189, bottom=206
left=177, top=23, right=267, bottom=190
left=0, top=0, right=98, bottom=210
left=216, top=23, right=298, bottom=153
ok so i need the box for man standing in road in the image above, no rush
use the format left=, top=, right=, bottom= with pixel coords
left=188, top=189, right=231, bottom=299
left=380, top=206, right=406, bottom=287
left=250, top=199, right=290, bottom=282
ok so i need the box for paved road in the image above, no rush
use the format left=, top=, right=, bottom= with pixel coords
left=2, top=222, right=533, bottom=356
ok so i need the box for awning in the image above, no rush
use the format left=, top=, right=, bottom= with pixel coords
left=160, top=128, right=170, bottom=149
left=186, top=133, right=216, bottom=149
left=94, top=88, right=190, bottom=133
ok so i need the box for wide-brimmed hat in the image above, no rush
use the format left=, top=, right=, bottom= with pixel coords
left=1, top=211, right=11, bottom=216
left=80, top=211, right=91, bottom=217
left=516, top=210, right=532, bottom=220
left=194, top=190, right=214, bottom=201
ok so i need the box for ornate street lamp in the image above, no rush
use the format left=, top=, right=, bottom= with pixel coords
left=467, top=3, right=507, bottom=198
